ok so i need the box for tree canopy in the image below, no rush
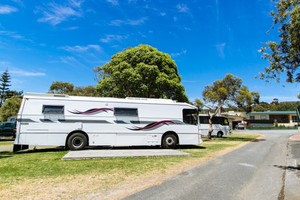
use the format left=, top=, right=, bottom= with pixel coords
left=49, top=81, right=97, bottom=97
left=49, top=81, right=74, bottom=94
left=203, top=74, right=243, bottom=107
left=236, top=87, right=260, bottom=113
left=253, top=100, right=300, bottom=111
left=95, top=44, right=188, bottom=102
left=0, top=70, right=23, bottom=107
left=0, top=70, right=11, bottom=106
left=0, top=96, right=22, bottom=121
left=202, top=74, right=259, bottom=139
left=260, top=0, right=300, bottom=83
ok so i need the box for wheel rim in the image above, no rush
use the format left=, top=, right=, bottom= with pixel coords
left=72, top=137, right=83, bottom=147
left=166, top=137, right=175, bottom=146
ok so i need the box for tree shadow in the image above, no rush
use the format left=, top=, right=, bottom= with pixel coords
left=14, top=146, right=66, bottom=154
left=0, top=138, right=14, bottom=141
left=177, top=145, right=206, bottom=150
left=251, top=138, right=267, bottom=142
left=87, top=145, right=205, bottom=150
left=216, top=136, right=266, bottom=142
left=88, top=146, right=160, bottom=150
left=274, top=164, right=300, bottom=171
left=0, top=151, right=13, bottom=159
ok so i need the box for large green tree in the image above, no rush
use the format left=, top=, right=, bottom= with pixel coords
left=253, top=100, right=300, bottom=111
left=0, top=96, right=22, bottom=121
left=49, top=81, right=74, bottom=94
left=95, top=44, right=188, bottom=102
left=202, top=74, right=259, bottom=139
left=71, top=86, right=98, bottom=97
left=236, top=86, right=260, bottom=113
left=260, top=0, right=300, bottom=83
left=49, top=81, right=98, bottom=97
left=0, top=70, right=11, bottom=106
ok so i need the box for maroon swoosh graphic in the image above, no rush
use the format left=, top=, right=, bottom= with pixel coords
left=127, top=120, right=176, bottom=131
left=69, top=108, right=113, bottom=115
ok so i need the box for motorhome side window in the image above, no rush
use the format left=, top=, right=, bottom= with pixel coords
left=42, top=105, right=64, bottom=121
left=114, top=108, right=138, bottom=116
left=42, top=105, right=64, bottom=114
left=183, top=109, right=198, bottom=125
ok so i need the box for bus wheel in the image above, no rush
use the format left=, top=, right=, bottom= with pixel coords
left=162, top=134, right=177, bottom=149
left=217, top=131, right=223, bottom=138
left=67, top=132, right=87, bottom=150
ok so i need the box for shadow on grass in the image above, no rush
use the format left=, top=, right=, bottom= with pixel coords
left=7, top=144, right=205, bottom=154
left=87, top=145, right=206, bottom=150
left=251, top=138, right=267, bottom=142
left=177, top=145, right=206, bottom=150
left=214, top=136, right=266, bottom=142
left=0, top=138, right=14, bottom=141
left=14, top=146, right=66, bottom=154
left=0, top=151, right=13, bottom=159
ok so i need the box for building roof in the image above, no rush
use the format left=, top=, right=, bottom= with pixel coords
left=249, top=111, right=297, bottom=115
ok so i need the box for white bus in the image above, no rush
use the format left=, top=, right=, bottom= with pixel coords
left=13, top=93, right=202, bottom=152
left=198, top=114, right=231, bottom=137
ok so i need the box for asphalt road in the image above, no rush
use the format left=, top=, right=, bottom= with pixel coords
left=125, top=130, right=297, bottom=200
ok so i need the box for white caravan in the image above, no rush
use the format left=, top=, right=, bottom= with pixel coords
left=198, top=114, right=231, bottom=137
left=14, top=93, right=202, bottom=151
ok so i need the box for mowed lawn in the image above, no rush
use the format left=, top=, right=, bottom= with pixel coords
left=0, top=133, right=260, bottom=199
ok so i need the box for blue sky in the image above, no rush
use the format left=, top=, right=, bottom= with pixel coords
left=0, top=0, right=299, bottom=103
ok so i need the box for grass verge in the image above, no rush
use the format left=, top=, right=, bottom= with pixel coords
left=0, top=133, right=260, bottom=199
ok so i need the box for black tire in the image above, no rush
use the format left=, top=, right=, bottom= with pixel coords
left=162, top=134, right=177, bottom=149
left=217, top=131, right=223, bottom=138
left=67, top=132, right=87, bottom=150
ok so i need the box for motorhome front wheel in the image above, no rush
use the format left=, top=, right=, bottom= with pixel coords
left=67, top=132, right=88, bottom=150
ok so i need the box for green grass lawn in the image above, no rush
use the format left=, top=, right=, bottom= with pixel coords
left=0, top=133, right=260, bottom=186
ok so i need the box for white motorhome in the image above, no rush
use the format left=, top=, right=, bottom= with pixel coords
left=198, top=114, right=231, bottom=137
left=14, top=93, right=202, bottom=151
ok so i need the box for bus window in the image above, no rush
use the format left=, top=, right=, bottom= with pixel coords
left=199, top=116, right=209, bottom=124
left=183, top=109, right=198, bottom=125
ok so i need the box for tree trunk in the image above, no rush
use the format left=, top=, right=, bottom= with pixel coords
left=208, top=116, right=213, bottom=139
left=207, top=103, right=223, bottom=139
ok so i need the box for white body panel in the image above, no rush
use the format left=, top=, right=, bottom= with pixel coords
left=15, top=93, right=202, bottom=148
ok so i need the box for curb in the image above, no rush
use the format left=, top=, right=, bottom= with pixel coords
left=62, top=149, right=190, bottom=160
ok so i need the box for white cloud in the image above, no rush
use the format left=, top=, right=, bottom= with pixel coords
left=0, top=64, right=45, bottom=77
left=176, top=4, right=189, bottom=13
left=106, top=0, right=119, bottom=6
left=0, top=5, right=18, bottom=14
left=160, top=12, right=166, bottom=17
left=61, top=44, right=102, bottom=53
left=110, top=17, right=147, bottom=26
left=128, top=0, right=137, bottom=4
left=216, top=43, right=226, bottom=58
left=260, top=95, right=299, bottom=103
left=171, top=49, right=187, bottom=57
left=37, top=1, right=84, bottom=26
left=69, top=0, right=84, bottom=8
left=59, top=56, right=87, bottom=68
left=0, top=30, right=24, bottom=39
left=100, top=34, right=128, bottom=43
left=10, top=70, right=46, bottom=77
